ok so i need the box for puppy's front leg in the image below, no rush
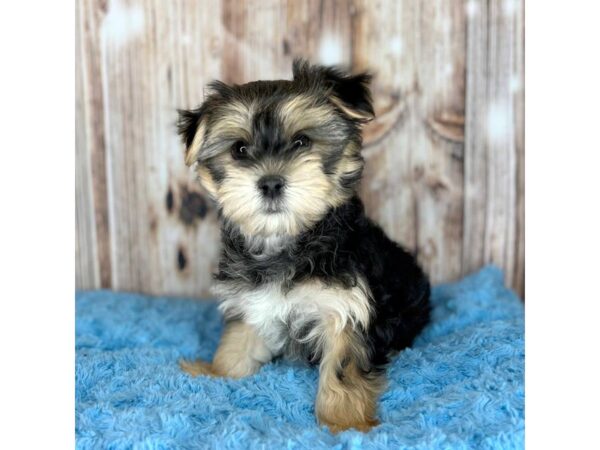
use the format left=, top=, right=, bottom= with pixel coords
left=316, top=325, right=385, bottom=433
left=180, top=320, right=272, bottom=378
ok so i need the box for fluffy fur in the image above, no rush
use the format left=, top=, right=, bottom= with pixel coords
left=177, top=60, right=431, bottom=432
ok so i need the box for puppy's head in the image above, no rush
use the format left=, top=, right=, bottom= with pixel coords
left=178, top=60, right=373, bottom=237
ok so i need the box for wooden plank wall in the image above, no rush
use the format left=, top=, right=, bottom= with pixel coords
left=76, top=0, right=524, bottom=298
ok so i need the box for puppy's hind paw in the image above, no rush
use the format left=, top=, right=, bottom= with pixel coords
left=179, top=359, right=218, bottom=377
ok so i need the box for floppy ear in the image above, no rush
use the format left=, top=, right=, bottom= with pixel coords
left=177, top=106, right=207, bottom=166
left=292, top=59, right=375, bottom=123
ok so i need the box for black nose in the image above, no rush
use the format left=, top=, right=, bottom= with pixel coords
left=258, top=175, right=285, bottom=199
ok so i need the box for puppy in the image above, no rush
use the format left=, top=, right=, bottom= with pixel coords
left=178, top=60, right=431, bottom=433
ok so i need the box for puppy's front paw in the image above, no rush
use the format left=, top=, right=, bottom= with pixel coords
left=179, top=359, right=218, bottom=377
left=318, top=414, right=380, bottom=434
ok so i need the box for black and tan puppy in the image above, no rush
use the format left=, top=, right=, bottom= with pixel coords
left=178, top=60, right=431, bottom=433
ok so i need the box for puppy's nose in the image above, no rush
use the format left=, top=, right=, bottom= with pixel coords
left=257, top=175, right=285, bottom=199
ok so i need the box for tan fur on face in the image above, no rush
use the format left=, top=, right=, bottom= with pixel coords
left=195, top=163, right=218, bottom=198
left=187, top=100, right=254, bottom=196
left=330, top=140, right=364, bottom=204
left=185, top=100, right=253, bottom=167
left=216, top=163, right=270, bottom=235
left=180, top=321, right=272, bottom=378
left=316, top=324, right=385, bottom=433
left=280, top=151, right=338, bottom=230
left=208, top=100, right=254, bottom=143
left=333, top=141, right=362, bottom=178
left=216, top=150, right=342, bottom=237
left=278, top=95, right=337, bottom=135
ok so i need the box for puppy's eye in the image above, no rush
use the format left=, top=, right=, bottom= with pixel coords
left=231, top=141, right=249, bottom=160
left=292, top=134, right=311, bottom=149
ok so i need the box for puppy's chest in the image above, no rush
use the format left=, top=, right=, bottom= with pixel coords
left=216, top=279, right=371, bottom=357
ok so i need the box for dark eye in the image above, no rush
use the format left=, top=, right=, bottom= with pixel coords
left=231, top=141, right=248, bottom=160
left=292, top=134, right=311, bottom=149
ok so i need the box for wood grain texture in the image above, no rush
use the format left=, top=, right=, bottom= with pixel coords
left=77, top=0, right=113, bottom=288
left=354, top=0, right=466, bottom=284
left=463, top=0, right=524, bottom=294
left=75, top=0, right=525, bottom=297
left=76, top=0, right=100, bottom=288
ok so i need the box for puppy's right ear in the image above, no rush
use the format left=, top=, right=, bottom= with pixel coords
left=292, top=59, right=375, bottom=123
left=177, top=106, right=207, bottom=166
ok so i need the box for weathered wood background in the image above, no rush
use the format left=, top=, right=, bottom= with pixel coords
left=76, top=0, right=524, bottom=298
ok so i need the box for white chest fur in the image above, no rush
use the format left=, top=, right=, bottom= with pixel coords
left=215, top=278, right=372, bottom=355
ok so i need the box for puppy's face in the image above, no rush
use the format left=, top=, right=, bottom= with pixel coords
left=178, top=61, right=374, bottom=237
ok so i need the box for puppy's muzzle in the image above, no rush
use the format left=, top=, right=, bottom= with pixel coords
left=258, top=175, right=285, bottom=200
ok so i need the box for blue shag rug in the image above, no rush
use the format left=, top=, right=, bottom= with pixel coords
left=76, top=266, right=524, bottom=449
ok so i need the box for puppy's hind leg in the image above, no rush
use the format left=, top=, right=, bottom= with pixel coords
left=180, top=320, right=272, bottom=378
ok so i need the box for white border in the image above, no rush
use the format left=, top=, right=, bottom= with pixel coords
left=0, top=1, right=74, bottom=448
left=526, top=1, right=600, bottom=448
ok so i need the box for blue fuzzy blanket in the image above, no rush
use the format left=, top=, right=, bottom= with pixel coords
left=76, top=266, right=524, bottom=449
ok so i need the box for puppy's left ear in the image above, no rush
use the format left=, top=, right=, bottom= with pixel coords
left=177, top=106, right=207, bottom=166
left=325, top=69, right=375, bottom=123
left=293, top=59, right=375, bottom=123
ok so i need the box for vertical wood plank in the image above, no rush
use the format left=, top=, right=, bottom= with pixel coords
left=76, top=0, right=100, bottom=289
left=464, top=0, right=524, bottom=296
left=513, top=0, right=525, bottom=297
left=77, top=0, right=113, bottom=288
